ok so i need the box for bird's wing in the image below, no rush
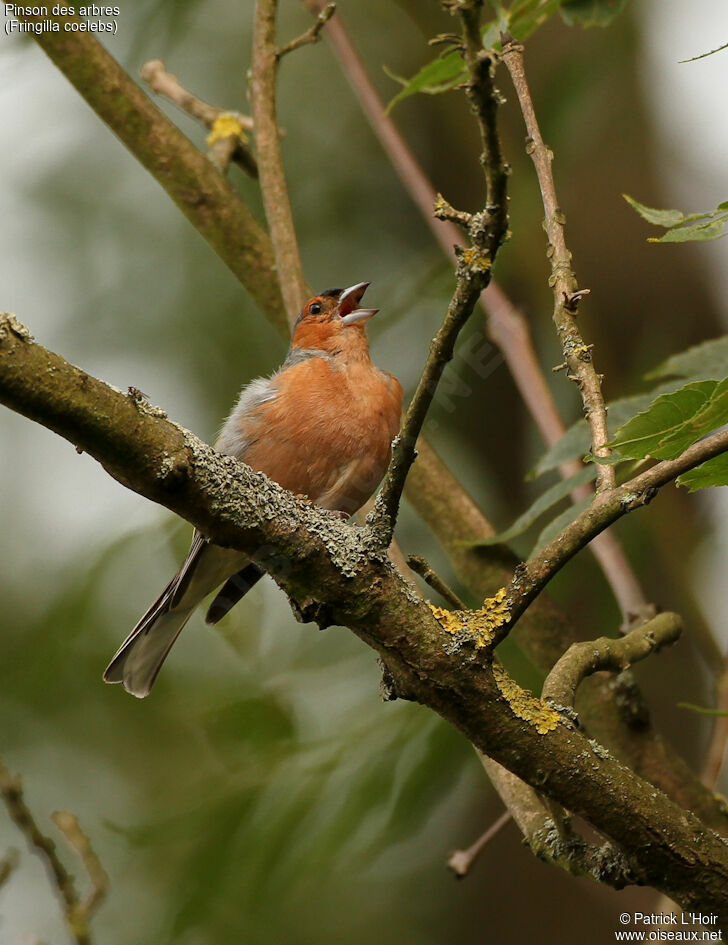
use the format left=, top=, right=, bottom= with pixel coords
left=215, top=376, right=278, bottom=460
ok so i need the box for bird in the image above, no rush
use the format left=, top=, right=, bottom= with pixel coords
left=104, top=282, right=403, bottom=698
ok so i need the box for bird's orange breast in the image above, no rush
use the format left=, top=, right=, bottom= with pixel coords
left=238, top=356, right=402, bottom=513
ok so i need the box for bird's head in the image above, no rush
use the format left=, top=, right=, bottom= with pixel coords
left=290, top=282, right=378, bottom=358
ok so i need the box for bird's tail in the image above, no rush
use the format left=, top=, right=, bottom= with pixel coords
left=104, top=535, right=255, bottom=697
left=103, top=602, right=194, bottom=698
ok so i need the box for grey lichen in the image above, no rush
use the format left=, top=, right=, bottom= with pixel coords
left=0, top=313, right=34, bottom=344
left=530, top=821, right=636, bottom=888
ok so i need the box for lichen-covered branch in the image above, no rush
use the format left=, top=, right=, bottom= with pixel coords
left=140, top=59, right=258, bottom=177
left=3, top=315, right=728, bottom=923
left=542, top=613, right=683, bottom=707
left=478, top=755, right=638, bottom=888
left=251, top=0, right=309, bottom=325
left=367, top=2, right=509, bottom=548
left=502, top=39, right=614, bottom=492
left=0, top=760, right=107, bottom=945
left=457, top=2, right=509, bottom=257
left=366, top=259, right=496, bottom=548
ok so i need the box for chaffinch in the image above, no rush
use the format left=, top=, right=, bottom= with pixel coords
left=104, top=282, right=403, bottom=697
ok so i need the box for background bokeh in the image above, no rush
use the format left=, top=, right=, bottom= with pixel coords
left=2, top=1, right=728, bottom=942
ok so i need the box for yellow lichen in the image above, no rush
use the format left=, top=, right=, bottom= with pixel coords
left=492, top=662, right=560, bottom=734
left=433, top=193, right=448, bottom=215
left=461, top=247, right=491, bottom=273
left=206, top=113, right=248, bottom=147
left=429, top=587, right=510, bottom=650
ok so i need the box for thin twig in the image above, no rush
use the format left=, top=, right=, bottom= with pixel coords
left=0, top=847, right=19, bottom=888
left=407, top=554, right=466, bottom=609
left=498, top=427, right=728, bottom=638
left=140, top=59, right=258, bottom=177
left=447, top=809, right=511, bottom=876
left=52, top=812, right=109, bottom=920
left=300, top=0, right=647, bottom=620
left=542, top=612, right=682, bottom=707
left=251, top=0, right=309, bottom=326
left=501, top=39, right=614, bottom=492
left=0, top=760, right=106, bottom=945
left=366, top=3, right=509, bottom=549
left=277, top=1, right=336, bottom=57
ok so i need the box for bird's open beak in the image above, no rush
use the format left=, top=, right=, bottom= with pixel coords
left=339, top=282, right=378, bottom=326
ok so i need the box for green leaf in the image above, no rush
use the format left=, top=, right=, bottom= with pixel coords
left=384, top=50, right=467, bottom=113
left=529, top=384, right=682, bottom=478
left=677, top=453, right=728, bottom=492
left=560, top=0, right=629, bottom=27
left=610, top=379, right=728, bottom=461
left=625, top=194, right=728, bottom=243
left=384, top=2, right=563, bottom=114
left=623, top=194, right=685, bottom=228
left=677, top=701, right=728, bottom=717
left=650, top=216, right=728, bottom=243
left=647, top=335, right=728, bottom=383
left=508, top=0, right=563, bottom=40
left=472, top=466, right=596, bottom=546
left=533, top=494, right=592, bottom=552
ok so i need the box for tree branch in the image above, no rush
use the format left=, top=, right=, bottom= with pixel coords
left=501, top=433, right=728, bottom=635
left=542, top=613, right=683, bottom=707
left=140, top=59, right=258, bottom=177
left=17, top=7, right=288, bottom=336
left=300, top=0, right=647, bottom=621
left=3, top=315, right=728, bottom=923
left=478, top=755, right=638, bottom=888
left=501, top=39, right=614, bottom=492
left=366, top=3, right=509, bottom=548
left=251, top=0, right=309, bottom=326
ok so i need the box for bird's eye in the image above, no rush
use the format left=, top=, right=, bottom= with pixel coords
left=309, top=302, right=322, bottom=315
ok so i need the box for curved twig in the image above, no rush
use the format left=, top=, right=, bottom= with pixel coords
left=542, top=612, right=683, bottom=707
